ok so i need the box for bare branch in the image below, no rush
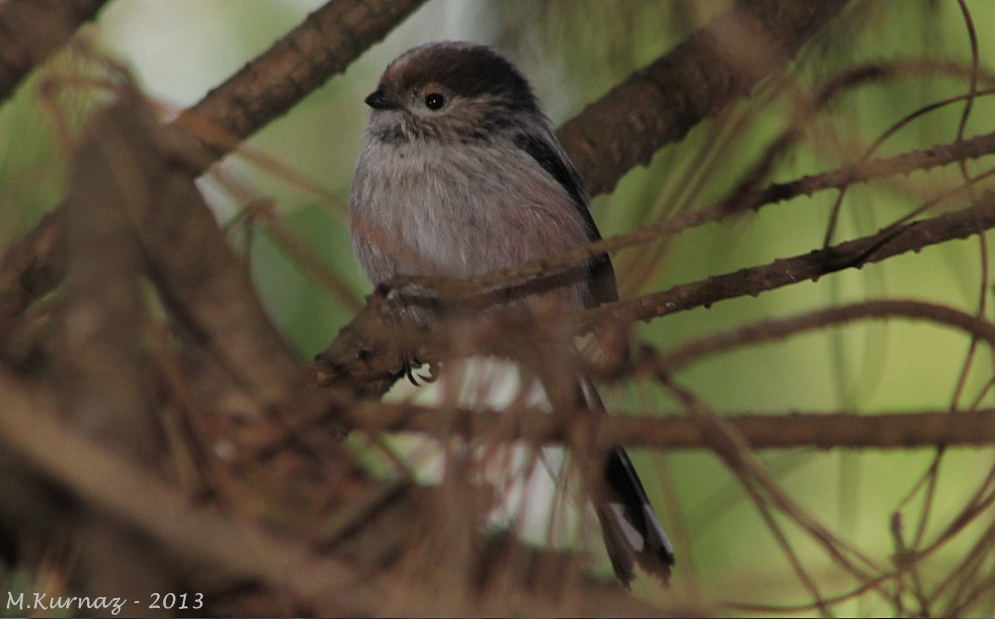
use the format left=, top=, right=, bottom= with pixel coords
left=559, top=0, right=851, bottom=196
left=576, top=190, right=995, bottom=331
left=172, top=0, right=427, bottom=165
left=138, top=104, right=309, bottom=417
left=57, top=96, right=159, bottom=461
left=338, top=400, right=995, bottom=452
left=654, top=300, right=995, bottom=373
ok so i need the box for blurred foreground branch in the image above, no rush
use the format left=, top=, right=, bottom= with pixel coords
left=0, top=0, right=424, bottom=337
left=0, top=0, right=108, bottom=101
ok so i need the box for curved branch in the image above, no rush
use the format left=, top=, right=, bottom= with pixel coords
left=0, top=0, right=425, bottom=338
left=329, top=125, right=995, bottom=337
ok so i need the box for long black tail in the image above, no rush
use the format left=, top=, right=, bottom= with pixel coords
left=579, top=376, right=675, bottom=585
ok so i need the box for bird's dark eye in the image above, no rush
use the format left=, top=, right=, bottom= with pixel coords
left=424, top=93, right=446, bottom=110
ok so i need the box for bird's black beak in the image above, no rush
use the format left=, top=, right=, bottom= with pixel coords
left=365, top=89, right=398, bottom=110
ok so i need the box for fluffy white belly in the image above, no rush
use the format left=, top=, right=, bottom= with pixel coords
left=383, top=356, right=594, bottom=549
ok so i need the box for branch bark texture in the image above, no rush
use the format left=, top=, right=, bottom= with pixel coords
left=173, top=0, right=427, bottom=165
left=559, top=0, right=851, bottom=196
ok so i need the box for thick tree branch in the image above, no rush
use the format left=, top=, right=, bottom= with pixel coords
left=654, top=300, right=995, bottom=373
left=57, top=98, right=160, bottom=461
left=318, top=299, right=995, bottom=451
left=135, top=100, right=310, bottom=417
left=733, top=128, right=995, bottom=215
left=0, top=0, right=108, bottom=102
left=0, top=210, right=64, bottom=339
left=559, top=0, right=851, bottom=196
left=172, top=0, right=427, bottom=165
left=0, top=368, right=379, bottom=616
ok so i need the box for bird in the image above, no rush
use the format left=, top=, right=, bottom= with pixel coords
left=348, top=40, right=675, bottom=585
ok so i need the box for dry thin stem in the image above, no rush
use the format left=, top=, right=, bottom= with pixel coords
left=250, top=203, right=364, bottom=313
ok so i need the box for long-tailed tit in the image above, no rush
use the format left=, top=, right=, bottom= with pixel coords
left=349, top=41, right=675, bottom=584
